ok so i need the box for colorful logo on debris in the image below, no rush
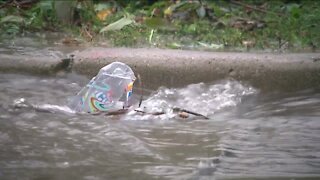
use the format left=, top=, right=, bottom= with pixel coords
left=87, top=83, right=113, bottom=113
left=126, top=82, right=134, bottom=100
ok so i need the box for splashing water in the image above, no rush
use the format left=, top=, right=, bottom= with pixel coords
left=8, top=77, right=257, bottom=120
left=126, top=80, right=256, bottom=120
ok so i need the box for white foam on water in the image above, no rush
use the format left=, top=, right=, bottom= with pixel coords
left=35, top=104, right=76, bottom=114
left=124, top=80, right=257, bottom=121
left=10, top=80, right=256, bottom=120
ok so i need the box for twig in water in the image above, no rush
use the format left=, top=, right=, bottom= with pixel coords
left=134, top=107, right=209, bottom=119
left=134, top=109, right=165, bottom=116
left=173, top=107, right=209, bottom=119
left=137, top=74, right=143, bottom=108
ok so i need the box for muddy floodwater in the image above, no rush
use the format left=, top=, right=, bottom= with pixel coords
left=0, top=73, right=319, bottom=180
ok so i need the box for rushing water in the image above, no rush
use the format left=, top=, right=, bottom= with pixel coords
left=0, top=73, right=319, bottom=180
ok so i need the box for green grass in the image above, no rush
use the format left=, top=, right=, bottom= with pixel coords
left=0, top=0, right=319, bottom=52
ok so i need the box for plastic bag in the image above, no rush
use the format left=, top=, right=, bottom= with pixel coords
left=69, top=62, right=136, bottom=113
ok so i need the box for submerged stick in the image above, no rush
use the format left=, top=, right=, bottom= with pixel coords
left=173, top=107, right=209, bottom=119
left=134, top=107, right=209, bottom=119
left=137, top=74, right=143, bottom=108
left=134, top=109, right=165, bottom=116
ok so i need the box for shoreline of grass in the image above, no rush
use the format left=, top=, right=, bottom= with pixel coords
left=0, top=0, right=319, bottom=52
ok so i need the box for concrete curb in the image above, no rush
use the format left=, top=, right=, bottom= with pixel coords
left=72, top=48, right=320, bottom=91
left=1, top=47, right=320, bottom=91
left=0, top=54, right=70, bottom=75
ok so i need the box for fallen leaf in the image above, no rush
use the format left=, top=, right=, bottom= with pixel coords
left=164, top=1, right=188, bottom=17
left=0, top=15, right=24, bottom=24
left=196, top=5, right=206, bottom=18
left=100, top=16, right=134, bottom=33
left=198, top=42, right=224, bottom=49
left=97, top=9, right=114, bottom=21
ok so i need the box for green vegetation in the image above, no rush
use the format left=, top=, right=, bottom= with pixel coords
left=0, top=0, right=319, bottom=51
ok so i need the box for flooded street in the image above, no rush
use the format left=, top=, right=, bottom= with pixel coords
left=0, top=73, right=319, bottom=180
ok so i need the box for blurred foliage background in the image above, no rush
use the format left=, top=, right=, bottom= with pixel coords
left=0, top=0, right=319, bottom=51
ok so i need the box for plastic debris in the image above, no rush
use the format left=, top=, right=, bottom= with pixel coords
left=69, top=62, right=136, bottom=113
